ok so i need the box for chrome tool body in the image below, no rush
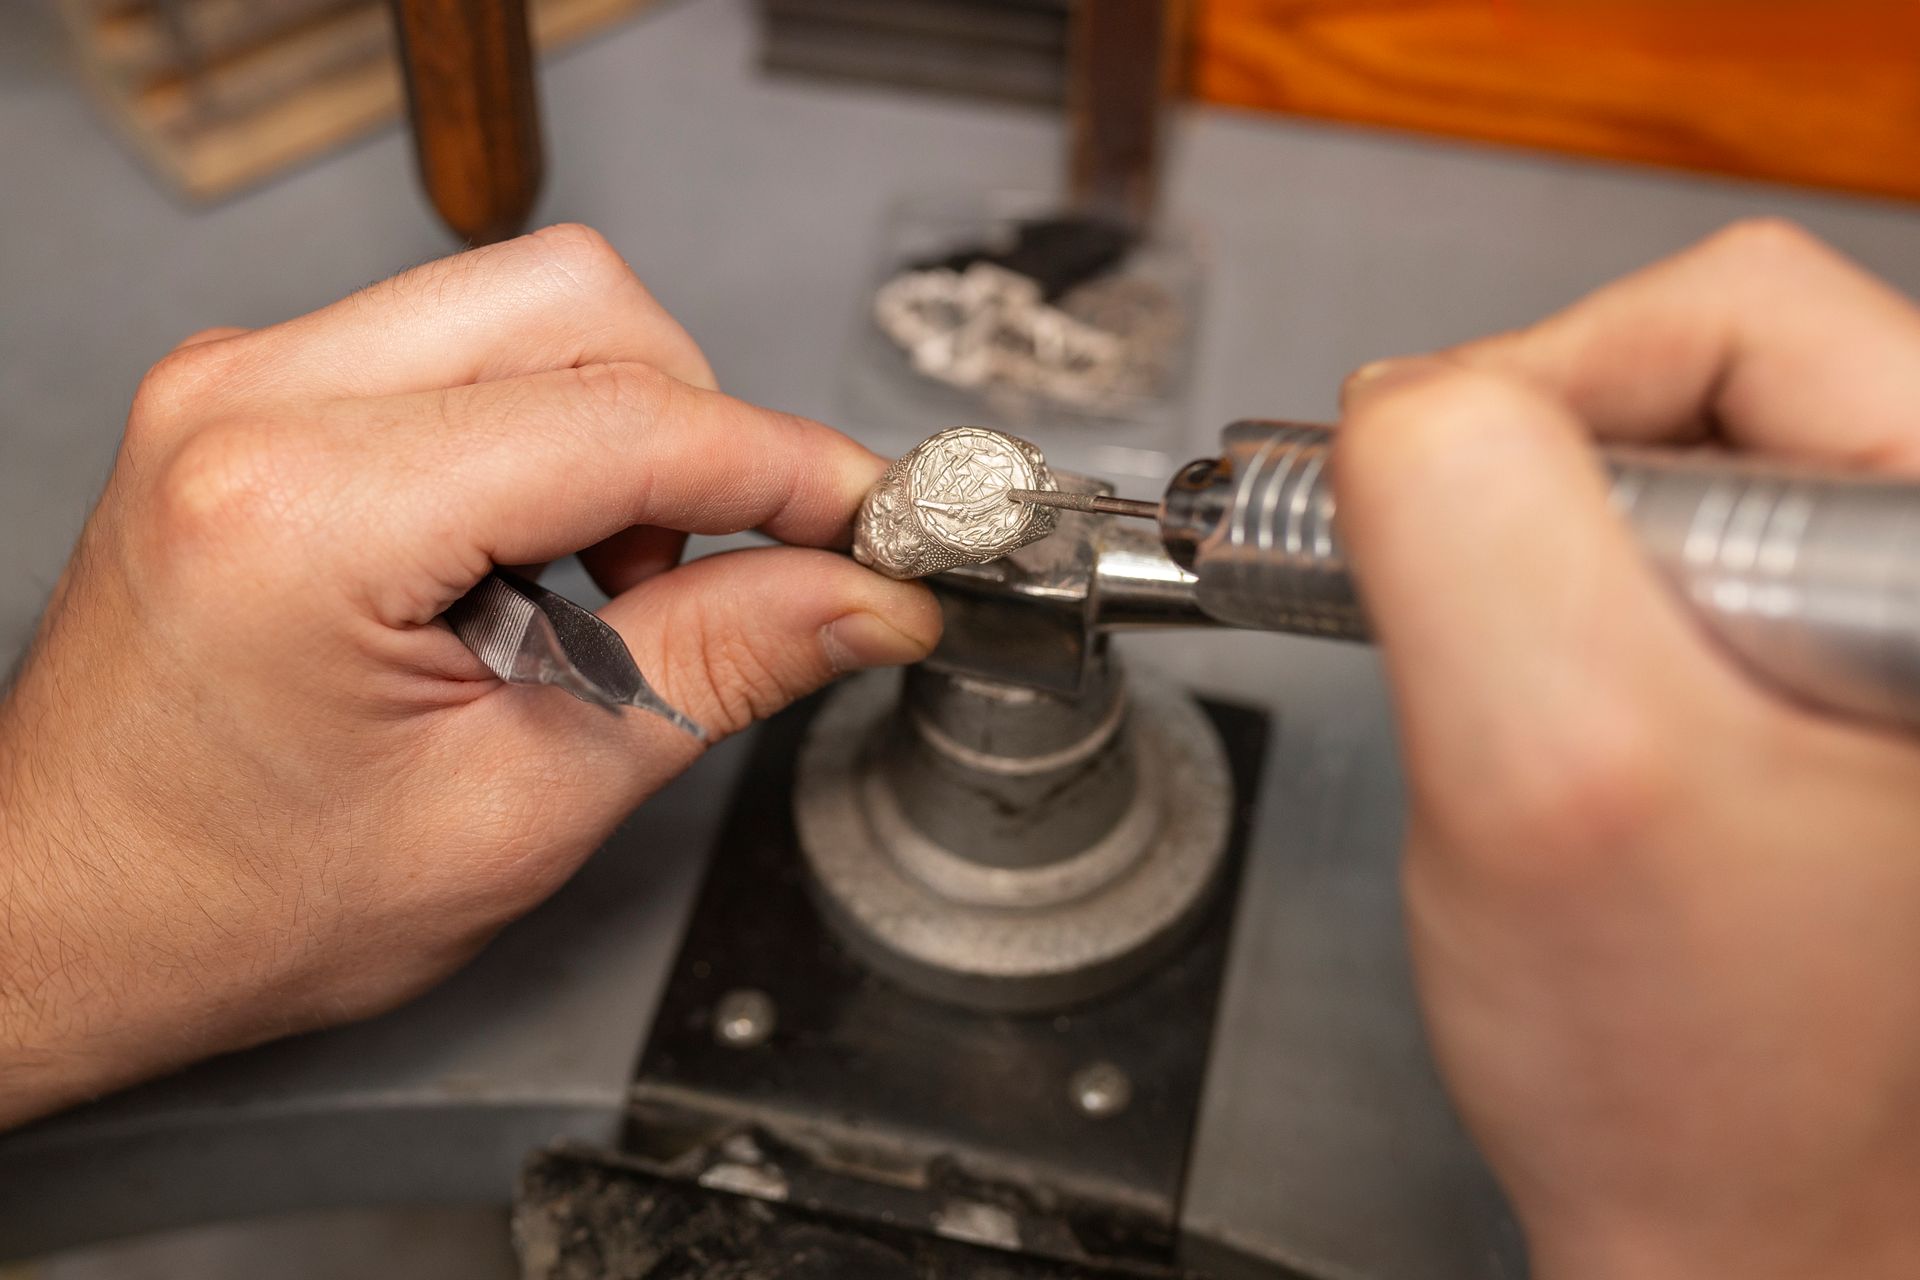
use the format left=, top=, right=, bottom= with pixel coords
left=1015, top=420, right=1920, bottom=733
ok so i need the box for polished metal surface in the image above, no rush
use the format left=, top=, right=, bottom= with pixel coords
left=1068, top=1062, right=1133, bottom=1119
left=447, top=570, right=704, bottom=737
left=925, top=477, right=1210, bottom=696
left=889, top=662, right=1132, bottom=871
left=853, top=426, right=1059, bottom=579
left=920, top=478, right=1108, bottom=695
left=794, top=666, right=1233, bottom=1011
left=1089, top=518, right=1213, bottom=629
left=1610, top=447, right=1920, bottom=728
left=1168, top=422, right=1357, bottom=635
left=1171, top=420, right=1920, bottom=731
left=11, top=0, right=1920, bottom=1271
left=711, top=989, right=777, bottom=1049
left=1010, top=488, right=1162, bottom=519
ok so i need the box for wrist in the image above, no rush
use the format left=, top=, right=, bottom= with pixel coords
left=0, top=688, right=270, bottom=1127
left=0, top=708, right=141, bottom=1124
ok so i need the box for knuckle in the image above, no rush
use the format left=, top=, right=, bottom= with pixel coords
left=1703, top=217, right=1831, bottom=272
left=1336, top=365, right=1540, bottom=504
left=526, top=224, right=715, bottom=387
left=128, top=340, right=242, bottom=439
left=1402, top=366, right=1541, bottom=437
left=152, top=424, right=303, bottom=545
left=710, top=641, right=793, bottom=730
left=526, top=222, right=632, bottom=291
left=1348, top=365, right=1534, bottom=449
left=575, top=360, right=672, bottom=421
left=169, top=325, right=248, bottom=353
left=677, top=621, right=802, bottom=738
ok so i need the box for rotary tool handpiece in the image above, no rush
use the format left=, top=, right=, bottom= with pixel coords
left=1158, top=419, right=1920, bottom=733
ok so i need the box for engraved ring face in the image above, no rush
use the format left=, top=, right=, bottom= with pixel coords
left=853, top=427, right=1058, bottom=580
left=908, top=428, right=1038, bottom=552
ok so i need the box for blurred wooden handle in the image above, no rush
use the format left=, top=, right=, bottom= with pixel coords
left=389, top=0, right=543, bottom=243
left=1068, top=0, right=1183, bottom=228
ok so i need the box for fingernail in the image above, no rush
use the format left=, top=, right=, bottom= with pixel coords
left=1341, top=355, right=1450, bottom=408
left=821, top=612, right=932, bottom=673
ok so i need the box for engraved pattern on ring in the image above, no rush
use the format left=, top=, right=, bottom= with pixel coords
left=853, top=427, right=1060, bottom=579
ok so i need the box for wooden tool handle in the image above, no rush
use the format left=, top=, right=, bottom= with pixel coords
left=389, top=0, right=543, bottom=243
left=1068, top=0, right=1183, bottom=228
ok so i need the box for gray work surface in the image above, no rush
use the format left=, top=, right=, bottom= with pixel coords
left=6, top=2, right=1920, bottom=1276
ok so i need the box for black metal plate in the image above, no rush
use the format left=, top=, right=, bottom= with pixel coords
left=518, top=1147, right=1184, bottom=1280
left=626, top=692, right=1268, bottom=1273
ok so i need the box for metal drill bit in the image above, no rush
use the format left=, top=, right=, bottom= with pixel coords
left=1007, top=489, right=1160, bottom=520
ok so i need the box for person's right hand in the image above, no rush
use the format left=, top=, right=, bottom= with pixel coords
left=0, top=224, right=940, bottom=1128
left=1335, top=220, right=1920, bottom=1279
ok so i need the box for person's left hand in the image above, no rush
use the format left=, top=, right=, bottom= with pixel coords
left=0, top=224, right=940, bottom=1127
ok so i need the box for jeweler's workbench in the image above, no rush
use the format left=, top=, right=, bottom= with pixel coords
left=7, top=2, right=1920, bottom=1277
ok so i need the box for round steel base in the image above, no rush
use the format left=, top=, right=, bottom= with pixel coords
left=795, top=670, right=1234, bottom=1012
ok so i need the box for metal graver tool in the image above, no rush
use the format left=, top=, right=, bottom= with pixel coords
left=446, top=570, right=704, bottom=740
left=853, top=427, right=1060, bottom=579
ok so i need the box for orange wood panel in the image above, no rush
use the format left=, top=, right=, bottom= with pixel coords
left=1192, top=0, right=1920, bottom=200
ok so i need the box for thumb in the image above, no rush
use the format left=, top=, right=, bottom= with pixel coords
left=1334, top=358, right=1757, bottom=845
left=430, top=546, right=938, bottom=915
left=611, top=545, right=941, bottom=748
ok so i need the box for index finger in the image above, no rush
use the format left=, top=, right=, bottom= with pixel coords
left=350, top=363, right=882, bottom=587
left=222, top=224, right=718, bottom=400
left=1437, top=220, right=1920, bottom=474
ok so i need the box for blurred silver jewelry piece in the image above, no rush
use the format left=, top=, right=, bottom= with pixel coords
left=873, top=263, right=1178, bottom=414
left=853, top=427, right=1059, bottom=579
